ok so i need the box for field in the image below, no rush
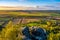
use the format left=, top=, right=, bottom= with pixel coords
left=0, top=10, right=60, bottom=17
left=0, top=10, right=60, bottom=40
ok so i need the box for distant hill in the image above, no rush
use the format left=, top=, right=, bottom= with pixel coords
left=0, top=6, right=60, bottom=13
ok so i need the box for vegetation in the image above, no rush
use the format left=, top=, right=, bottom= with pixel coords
left=0, top=11, right=60, bottom=40
left=0, top=11, right=60, bottom=17
left=0, top=19, right=59, bottom=40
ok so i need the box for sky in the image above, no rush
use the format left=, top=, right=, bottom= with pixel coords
left=0, top=0, right=60, bottom=10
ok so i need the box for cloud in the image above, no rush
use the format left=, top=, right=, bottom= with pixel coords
left=34, top=5, right=60, bottom=10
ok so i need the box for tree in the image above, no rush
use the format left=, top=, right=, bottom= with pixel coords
left=1, top=21, right=22, bottom=40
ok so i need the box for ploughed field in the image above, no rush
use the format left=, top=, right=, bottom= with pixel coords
left=0, top=11, right=60, bottom=40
